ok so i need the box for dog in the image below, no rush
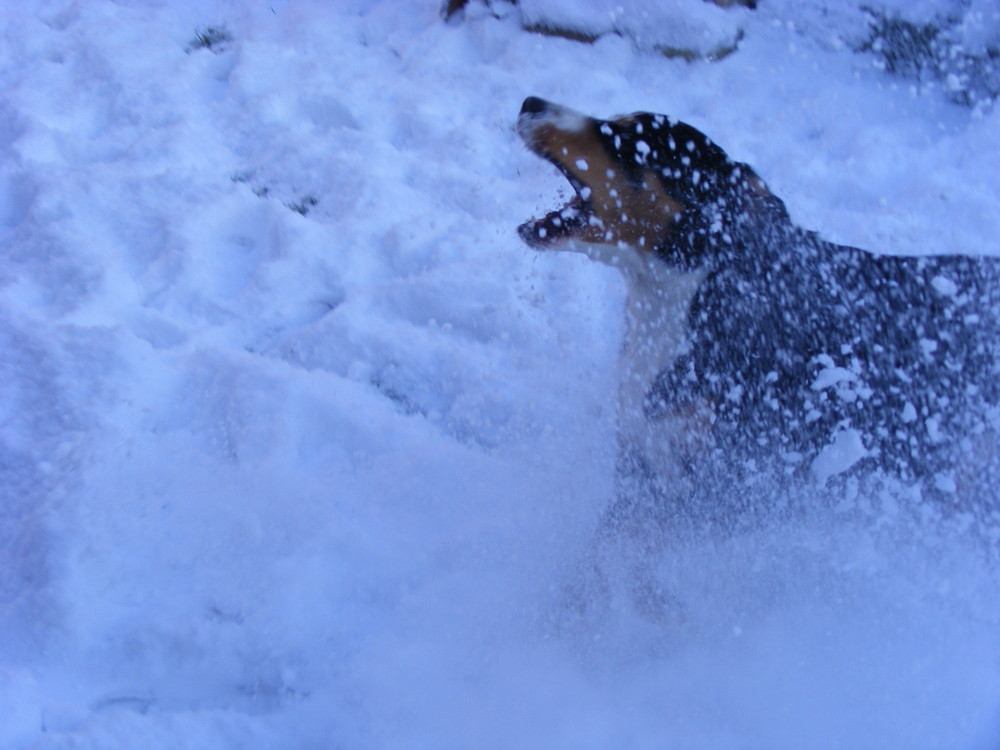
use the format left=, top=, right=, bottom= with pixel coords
left=516, top=96, right=1000, bottom=531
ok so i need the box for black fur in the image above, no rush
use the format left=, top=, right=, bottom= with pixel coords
left=649, top=200, right=1000, bottom=490
left=620, top=112, right=1000, bottom=498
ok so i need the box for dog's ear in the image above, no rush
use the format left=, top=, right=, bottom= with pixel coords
left=653, top=156, right=790, bottom=269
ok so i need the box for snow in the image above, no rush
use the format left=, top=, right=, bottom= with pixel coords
left=812, top=428, right=868, bottom=485
left=1, top=1, right=999, bottom=748
left=516, top=0, right=748, bottom=57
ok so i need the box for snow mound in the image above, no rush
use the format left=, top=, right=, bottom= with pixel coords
left=458, top=0, right=751, bottom=59
left=1, top=0, right=1000, bottom=748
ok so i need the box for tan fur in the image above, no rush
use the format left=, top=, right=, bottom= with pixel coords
left=522, top=118, right=684, bottom=249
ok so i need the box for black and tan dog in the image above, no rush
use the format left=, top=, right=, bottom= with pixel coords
left=517, top=96, right=1000, bottom=526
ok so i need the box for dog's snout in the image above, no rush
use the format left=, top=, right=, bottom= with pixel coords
left=520, top=96, right=550, bottom=117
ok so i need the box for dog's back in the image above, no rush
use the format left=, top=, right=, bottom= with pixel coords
left=647, top=203, right=1000, bottom=499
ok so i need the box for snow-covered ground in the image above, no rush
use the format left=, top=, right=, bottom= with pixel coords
left=2, top=1, right=999, bottom=747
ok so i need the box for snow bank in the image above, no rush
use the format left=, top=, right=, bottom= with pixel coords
left=516, top=0, right=749, bottom=59
left=1, top=0, right=999, bottom=748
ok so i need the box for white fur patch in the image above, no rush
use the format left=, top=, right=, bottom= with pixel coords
left=562, top=238, right=706, bottom=463
left=518, top=101, right=590, bottom=136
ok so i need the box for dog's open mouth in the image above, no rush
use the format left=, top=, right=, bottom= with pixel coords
left=516, top=97, right=605, bottom=248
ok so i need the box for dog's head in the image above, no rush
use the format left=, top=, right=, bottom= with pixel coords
left=517, top=97, right=778, bottom=269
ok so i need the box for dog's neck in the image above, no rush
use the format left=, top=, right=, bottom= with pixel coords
left=563, top=239, right=706, bottom=446
left=618, top=253, right=706, bottom=447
